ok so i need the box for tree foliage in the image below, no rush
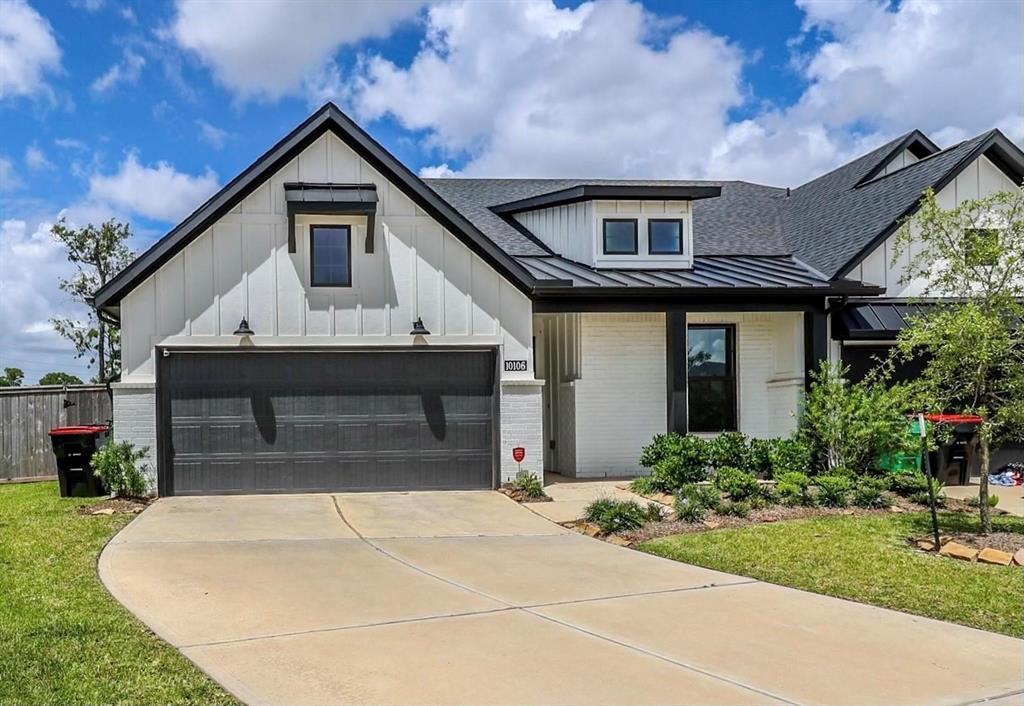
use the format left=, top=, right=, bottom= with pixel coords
left=49, top=219, right=134, bottom=383
left=38, top=371, right=84, bottom=386
left=0, top=367, right=25, bottom=387
left=893, top=187, right=1024, bottom=533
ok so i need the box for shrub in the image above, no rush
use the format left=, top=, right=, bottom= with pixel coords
left=91, top=441, right=149, bottom=498
left=967, top=494, right=1000, bottom=508
left=582, top=497, right=649, bottom=534
left=643, top=502, right=665, bottom=523
left=629, top=475, right=659, bottom=496
left=718, top=500, right=751, bottom=517
left=674, top=483, right=721, bottom=522
left=798, top=361, right=915, bottom=474
left=815, top=474, right=852, bottom=508
left=852, top=477, right=892, bottom=509
left=511, top=471, right=544, bottom=499
left=746, top=438, right=774, bottom=477
left=708, top=432, right=749, bottom=470
left=890, top=471, right=931, bottom=497
left=910, top=478, right=946, bottom=507
left=639, top=433, right=685, bottom=468
left=775, top=471, right=813, bottom=507
left=713, top=466, right=760, bottom=501
left=769, top=438, right=812, bottom=477
left=651, top=435, right=711, bottom=490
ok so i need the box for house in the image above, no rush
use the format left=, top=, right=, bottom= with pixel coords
left=91, top=104, right=1024, bottom=495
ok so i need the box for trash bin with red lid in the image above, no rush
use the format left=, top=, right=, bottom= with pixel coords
left=48, top=425, right=111, bottom=497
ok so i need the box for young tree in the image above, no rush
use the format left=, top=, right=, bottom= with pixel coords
left=50, top=219, right=134, bottom=383
left=0, top=367, right=25, bottom=387
left=38, top=371, right=84, bottom=386
left=893, top=188, right=1024, bottom=533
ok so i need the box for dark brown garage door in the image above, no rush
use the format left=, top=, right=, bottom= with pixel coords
left=158, top=350, right=496, bottom=495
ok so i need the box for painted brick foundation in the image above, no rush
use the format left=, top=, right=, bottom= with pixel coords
left=110, top=382, right=158, bottom=492
left=499, top=380, right=544, bottom=484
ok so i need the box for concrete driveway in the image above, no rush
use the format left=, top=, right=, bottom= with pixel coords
left=100, top=492, right=1023, bottom=706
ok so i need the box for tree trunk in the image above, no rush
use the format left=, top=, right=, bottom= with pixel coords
left=978, top=434, right=991, bottom=535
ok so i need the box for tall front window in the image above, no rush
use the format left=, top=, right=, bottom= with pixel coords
left=687, top=325, right=737, bottom=432
left=310, top=225, right=351, bottom=287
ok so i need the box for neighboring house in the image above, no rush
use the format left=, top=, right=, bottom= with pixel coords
left=91, top=104, right=1024, bottom=495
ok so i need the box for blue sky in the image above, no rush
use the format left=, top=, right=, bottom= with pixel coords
left=1, top=0, right=1021, bottom=382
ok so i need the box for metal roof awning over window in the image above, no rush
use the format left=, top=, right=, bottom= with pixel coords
left=284, top=182, right=378, bottom=253
left=832, top=300, right=930, bottom=340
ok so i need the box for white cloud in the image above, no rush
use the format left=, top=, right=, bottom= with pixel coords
left=0, top=218, right=93, bottom=382
left=351, top=0, right=745, bottom=178
left=0, top=0, right=62, bottom=102
left=71, top=0, right=104, bottom=11
left=24, top=143, right=54, bottom=170
left=0, top=156, right=21, bottom=190
left=347, top=0, right=1022, bottom=186
left=54, top=137, right=87, bottom=151
left=195, top=119, right=231, bottom=150
left=418, top=163, right=457, bottom=178
left=86, top=152, right=219, bottom=222
left=166, top=0, right=426, bottom=102
left=91, top=47, right=146, bottom=95
left=121, top=6, right=137, bottom=24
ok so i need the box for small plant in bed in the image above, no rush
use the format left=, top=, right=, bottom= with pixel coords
left=708, top=432, right=749, bottom=470
left=852, top=476, right=893, bottom=509
left=674, top=483, right=721, bottom=522
left=641, top=433, right=710, bottom=490
left=90, top=441, right=149, bottom=498
left=815, top=474, right=853, bottom=508
left=583, top=497, right=659, bottom=534
left=504, top=471, right=549, bottom=502
left=629, top=475, right=660, bottom=496
left=775, top=471, right=813, bottom=506
left=718, top=499, right=751, bottom=517
left=713, top=466, right=760, bottom=501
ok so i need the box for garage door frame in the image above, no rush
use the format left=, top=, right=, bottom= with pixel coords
left=154, top=345, right=501, bottom=496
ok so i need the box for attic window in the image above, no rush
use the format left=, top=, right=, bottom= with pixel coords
left=602, top=219, right=638, bottom=255
left=648, top=219, right=684, bottom=254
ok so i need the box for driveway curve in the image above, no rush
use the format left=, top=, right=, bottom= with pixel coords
left=100, top=492, right=1023, bottom=706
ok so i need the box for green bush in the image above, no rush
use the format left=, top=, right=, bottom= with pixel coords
left=91, top=441, right=149, bottom=498
left=909, top=478, right=945, bottom=507
left=582, top=498, right=649, bottom=534
left=798, top=361, right=915, bottom=474
left=890, top=471, right=928, bottom=496
left=674, top=483, right=721, bottom=522
left=718, top=500, right=751, bottom=517
left=651, top=435, right=711, bottom=490
left=639, top=433, right=685, bottom=468
left=852, top=477, right=892, bottom=509
left=746, top=438, right=774, bottom=477
left=643, top=502, right=665, bottom=523
left=769, top=437, right=812, bottom=477
left=775, top=471, right=813, bottom=507
left=815, top=474, right=852, bottom=508
left=511, top=471, right=544, bottom=499
left=708, top=432, right=749, bottom=470
left=967, top=494, right=1000, bottom=508
left=713, top=466, right=760, bottom=501
left=629, top=475, right=659, bottom=496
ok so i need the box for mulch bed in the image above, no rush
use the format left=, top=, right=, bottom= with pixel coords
left=916, top=532, right=1024, bottom=555
left=499, top=486, right=553, bottom=503
left=76, top=497, right=152, bottom=516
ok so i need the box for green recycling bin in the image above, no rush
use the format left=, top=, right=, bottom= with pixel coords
left=878, top=418, right=924, bottom=473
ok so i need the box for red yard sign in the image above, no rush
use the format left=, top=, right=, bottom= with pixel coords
left=512, top=447, right=526, bottom=463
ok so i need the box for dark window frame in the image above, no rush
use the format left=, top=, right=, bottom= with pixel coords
left=309, top=224, right=353, bottom=288
left=602, top=218, right=639, bottom=255
left=686, top=323, right=738, bottom=433
left=647, top=218, right=685, bottom=255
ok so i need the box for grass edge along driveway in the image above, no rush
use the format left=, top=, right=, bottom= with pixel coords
left=0, top=482, right=237, bottom=706
left=638, top=511, right=1024, bottom=638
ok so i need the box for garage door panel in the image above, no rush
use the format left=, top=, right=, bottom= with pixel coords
left=162, top=351, right=496, bottom=494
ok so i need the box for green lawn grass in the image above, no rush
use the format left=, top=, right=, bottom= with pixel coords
left=0, top=482, right=236, bottom=706
left=638, top=511, right=1024, bottom=637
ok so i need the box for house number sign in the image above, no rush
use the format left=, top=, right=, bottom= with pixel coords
left=504, top=360, right=528, bottom=372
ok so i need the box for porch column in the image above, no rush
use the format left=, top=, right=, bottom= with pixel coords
left=803, top=309, right=828, bottom=390
left=666, top=311, right=687, bottom=434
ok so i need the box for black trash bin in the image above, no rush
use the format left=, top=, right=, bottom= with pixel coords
left=48, top=425, right=111, bottom=497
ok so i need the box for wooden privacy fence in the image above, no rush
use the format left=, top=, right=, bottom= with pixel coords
left=0, top=385, right=112, bottom=481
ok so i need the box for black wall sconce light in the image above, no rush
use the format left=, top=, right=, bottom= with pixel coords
left=409, top=317, right=430, bottom=336
left=233, top=317, right=255, bottom=336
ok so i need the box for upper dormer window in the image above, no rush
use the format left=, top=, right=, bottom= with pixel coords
left=648, top=219, right=684, bottom=255
left=602, top=219, right=638, bottom=255
left=310, top=224, right=352, bottom=287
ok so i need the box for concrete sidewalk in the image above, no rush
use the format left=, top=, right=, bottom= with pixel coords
left=101, top=492, right=1024, bottom=706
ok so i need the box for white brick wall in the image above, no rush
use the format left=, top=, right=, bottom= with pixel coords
left=499, top=380, right=544, bottom=483
left=111, top=383, right=158, bottom=492
left=574, top=313, right=667, bottom=476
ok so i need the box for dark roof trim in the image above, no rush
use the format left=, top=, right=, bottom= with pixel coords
left=855, top=130, right=941, bottom=186
left=490, top=184, right=722, bottom=215
left=92, top=103, right=540, bottom=315
left=835, top=129, right=1024, bottom=280
left=283, top=182, right=378, bottom=203
left=832, top=297, right=1024, bottom=340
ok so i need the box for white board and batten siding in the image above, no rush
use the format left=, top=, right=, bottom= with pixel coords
left=562, top=312, right=801, bottom=477
left=119, top=131, right=535, bottom=383
left=513, top=200, right=693, bottom=269
left=852, top=155, right=1020, bottom=296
